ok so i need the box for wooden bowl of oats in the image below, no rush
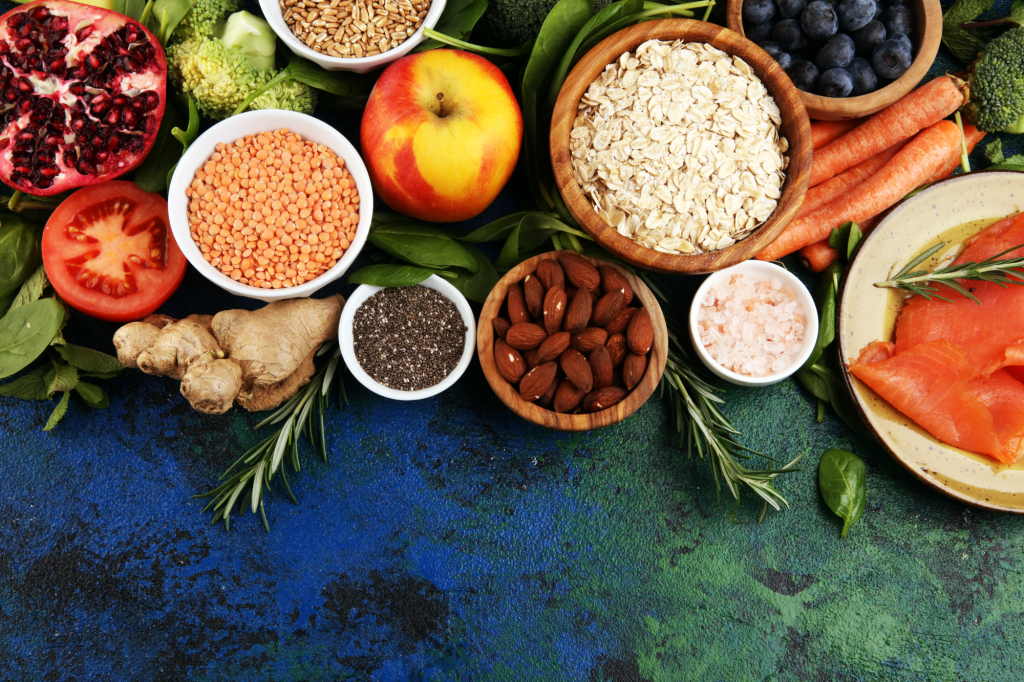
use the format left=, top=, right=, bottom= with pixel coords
left=550, top=19, right=812, bottom=275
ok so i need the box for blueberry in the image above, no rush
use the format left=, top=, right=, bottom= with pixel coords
left=743, top=0, right=777, bottom=24
left=853, top=20, right=886, bottom=55
left=890, top=31, right=912, bottom=53
left=772, top=18, right=804, bottom=51
left=788, top=60, right=820, bottom=91
left=776, top=51, right=794, bottom=70
left=777, top=0, right=807, bottom=19
left=816, top=33, right=855, bottom=69
left=802, top=1, right=839, bottom=41
left=871, top=38, right=912, bottom=78
left=883, top=4, right=913, bottom=37
left=838, top=0, right=875, bottom=31
left=818, top=67, right=854, bottom=97
left=747, top=19, right=775, bottom=42
left=847, top=56, right=878, bottom=94
left=761, top=43, right=796, bottom=70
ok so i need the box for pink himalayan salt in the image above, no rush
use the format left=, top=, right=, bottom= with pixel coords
left=697, top=273, right=805, bottom=377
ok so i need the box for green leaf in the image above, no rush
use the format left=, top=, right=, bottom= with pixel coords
left=818, top=449, right=867, bottom=537
left=444, top=243, right=499, bottom=303
left=134, top=100, right=186, bottom=192
left=0, top=292, right=12, bottom=318
left=368, top=221, right=480, bottom=272
left=43, top=389, right=71, bottom=431
left=153, top=0, right=191, bottom=44
left=55, top=344, right=126, bottom=374
left=1011, top=0, right=1024, bottom=24
left=79, top=370, right=122, bottom=380
left=171, top=96, right=200, bottom=150
left=0, top=214, right=43, bottom=299
left=347, top=265, right=437, bottom=287
left=116, top=0, right=149, bottom=21
left=455, top=212, right=531, bottom=243
left=75, top=381, right=109, bottom=409
left=416, top=0, right=489, bottom=50
left=0, top=367, right=49, bottom=400
left=803, top=263, right=838, bottom=367
left=985, top=138, right=1024, bottom=167
left=280, top=53, right=367, bottom=95
left=942, top=0, right=994, bottom=63
left=44, top=363, right=79, bottom=395
left=0, top=299, right=65, bottom=379
left=794, top=366, right=830, bottom=403
left=495, top=222, right=522, bottom=270
left=8, top=264, right=48, bottom=311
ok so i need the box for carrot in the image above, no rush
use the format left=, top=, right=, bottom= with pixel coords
left=799, top=216, right=881, bottom=272
left=795, top=141, right=906, bottom=220
left=758, top=120, right=963, bottom=262
left=924, top=123, right=986, bottom=184
left=811, top=119, right=864, bottom=150
left=808, top=76, right=967, bottom=187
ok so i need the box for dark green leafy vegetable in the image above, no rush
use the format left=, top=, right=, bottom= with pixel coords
left=0, top=215, right=42, bottom=299
left=348, top=265, right=438, bottom=287
left=43, top=390, right=71, bottom=432
left=0, top=299, right=65, bottom=379
left=828, top=221, right=864, bottom=261
left=75, top=382, right=110, bottom=409
left=985, top=138, right=1024, bottom=166
left=0, top=367, right=48, bottom=400
left=818, top=449, right=866, bottom=537
left=368, top=220, right=480, bottom=272
left=152, top=0, right=193, bottom=44
left=443, top=243, right=499, bottom=303
left=232, top=52, right=369, bottom=116
left=942, top=0, right=994, bottom=64
left=416, top=0, right=490, bottom=51
left=44, top=363, right=79, bottom=396
left=56, top=344, right=126, bottom=374
left=9, top=265, right=49, bottom=311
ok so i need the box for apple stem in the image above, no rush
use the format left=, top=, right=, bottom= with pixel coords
left=437, top=92, right=445, bottom=118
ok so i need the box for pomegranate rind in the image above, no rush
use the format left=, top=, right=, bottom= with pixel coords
left=0, top=0, right=167, bottom=196
left=42, top=181, right=186, bottom=323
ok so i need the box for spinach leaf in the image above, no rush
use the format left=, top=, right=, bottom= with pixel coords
left=43, top=389, right=70, bottom=431
left=135, top=99, right=186, bottom=192
left=818, top=449, right=866, bottom=537
left=75, top=382, right=110, bottom=409
left=115, top=0, right=149, bottom=21
left=0, top=298, right=64, bottom=379
left=495, top=222, right=522, bottom=270
left=369, top=222, right=480, bottom=272
left=348, top=265, right=437, bottom=287
left=0, top=292, right=12, bottom=318
left=445, top=243, right=499, bottom=303
left=416, top=0, right=489, bottom=50
left=44, top=363, right=79, bottom=396
left=9, top=265, right=49, bottom=311
left=0, top=367, right=48, bottom=400
left=828, top=221, right=864, bottom=261
left=795, top=367, right=830, bottom=403
left=0, top=215, right=42, bottom=299
left=281, top=53, right=367, bottom=95
left=456, top=212, right=532, bottom=243
left=56, top=344, right=126, bottom=374
left=153, top=0, right=192, bottom=44
left=804, top=262, right=838, bottom=367
left=168, top=96, right=200, bottom=186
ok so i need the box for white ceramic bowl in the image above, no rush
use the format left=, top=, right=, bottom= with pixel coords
left=339, top=275, right=476, bottom=400
left=168, top=109, right=373, bottom=303
left=688, top=261, right=818, bottom=387
left=259, top=0, right=448, bottom=73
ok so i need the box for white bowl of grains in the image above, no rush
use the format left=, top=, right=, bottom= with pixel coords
left=688, top=261, right=818, bottom=387
left=168, top=109, right=372, bottom=302
left=260, top=0, right=447, bottom=73
left=339, top=275, right=476, bottom=400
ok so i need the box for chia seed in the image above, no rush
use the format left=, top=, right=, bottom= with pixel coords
left=353, top=285, right=468, bottom=391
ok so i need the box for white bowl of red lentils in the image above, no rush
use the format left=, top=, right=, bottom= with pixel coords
left=168, top=109, right=372, bottom=302
left=259, top=0, right=447, bottom=74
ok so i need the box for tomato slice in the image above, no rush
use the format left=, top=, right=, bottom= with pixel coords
left=42, top=181, right=186, bottom=323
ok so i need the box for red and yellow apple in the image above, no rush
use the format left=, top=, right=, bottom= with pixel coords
left=360, top=49, right=523, bottom=223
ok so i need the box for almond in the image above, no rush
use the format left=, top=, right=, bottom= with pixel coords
left=537, top=259, right=565, bottom=291
left=553, top=379, right=586, bottom=413
left=524, top=348, right=541, bottom=369
left=583, top=386, right=628, bottom=412
left=564, top=288, right=592, bottom=335
left=558, top=251, right=600, bottom=292
left=605, top=333, right=627, bottom=367
left=524, top=274, right=544, bottom=319
left=542, top=287, right=567, bottom=336
left=623, top=352, right=647, bottom=390
left=570, top=327, right=608, bottom=353
left=493, top=316, right=511, bottom=340
left=605, top=306, right=637, bottom=335
left=494, top=339, right=526, bottom=384
left=588, top=345, right=614, bottom=388
left=592, top=291, right=624, bottom=327
left=506, top=323, right=547, bottom=350
left=519, top=362, right=558, bottom=401
left=599, top=265, right=633, bottom=305
left=507, top=283, right=529, bottom=325
left=560, top=348, right=593, bottom=393
left=626, top=307, right=654, bottom=355
left=536, top=371, right=559, bottom=407
left=536, top=331, right=570, bottom=364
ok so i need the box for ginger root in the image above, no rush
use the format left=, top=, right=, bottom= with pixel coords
left=113, top=295, right=343, bottom=415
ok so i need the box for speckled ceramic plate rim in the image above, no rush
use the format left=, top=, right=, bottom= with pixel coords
left=838, top=170, right=1024, bottom=513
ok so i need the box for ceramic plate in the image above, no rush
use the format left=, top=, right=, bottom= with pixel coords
left=839, top=171, right=1024, bottom=512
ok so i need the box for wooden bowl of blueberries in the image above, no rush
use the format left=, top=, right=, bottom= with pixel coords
left=727, top=0, right=942, bottom=119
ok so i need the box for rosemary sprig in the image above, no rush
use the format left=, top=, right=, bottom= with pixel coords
left=194, top=342, right=347, bottom=531
left=661, top=326, right=803, bottom=521
left=875, top=241, right=1024, bottom=303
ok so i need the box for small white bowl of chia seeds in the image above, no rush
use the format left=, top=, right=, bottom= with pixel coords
left=339, top=276, right=476, bottom=400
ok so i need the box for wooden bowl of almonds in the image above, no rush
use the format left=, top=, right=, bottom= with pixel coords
left=550, top=19, right=813, bottom=275
left=477, top=251, right=668, bottom=431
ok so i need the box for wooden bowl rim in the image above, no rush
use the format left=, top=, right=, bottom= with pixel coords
left=725, top=0, right=944, bottom=120
left=550, top=19, right=813, bottom=276
left=477, top=253, right=669, bottom=431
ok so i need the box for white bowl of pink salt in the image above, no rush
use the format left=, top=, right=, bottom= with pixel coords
left=689, top=261, right=818, bottom=387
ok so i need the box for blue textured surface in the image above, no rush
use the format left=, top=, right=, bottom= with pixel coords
left=3, top=2, right=1024, bottom=680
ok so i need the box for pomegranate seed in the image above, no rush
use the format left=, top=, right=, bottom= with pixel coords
left=76, top=25, right=94, bottom=41
left=39, top=166, right=58, bottom=176
left=105, top=110, right=117, bottom=124
left=31, top=7, right=48, bottom=21
left=96, top=150, right=108, bottom=161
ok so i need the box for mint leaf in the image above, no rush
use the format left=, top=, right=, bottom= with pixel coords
left=56, top=344, right=126, bottom=374
left=44, top=363, right=79, bottom=395
left=75, top=381, right=109, bottom=409
left=942, top=0, right=995, bottom=63
left=0, top=367, right=49, bottom=400
left=43, top=390, right=70, bottom=431
left=8, top=265, right=49, bottom=311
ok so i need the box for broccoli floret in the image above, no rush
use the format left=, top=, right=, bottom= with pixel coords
left=250, top=80, right=317, bottom=115
left=477, top=0, right=611, bottom=48
left=171, top=0, right=242, bottom=44
left=966, top=26, right=1024, bottom=134
left=168, top=36, right=268, bottom=120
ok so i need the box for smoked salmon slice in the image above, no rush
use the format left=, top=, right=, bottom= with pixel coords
left=850, top=340, right=1024, bottom=464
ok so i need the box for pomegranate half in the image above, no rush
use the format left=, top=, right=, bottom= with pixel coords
left=0, top=0, right=166, bottom=196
